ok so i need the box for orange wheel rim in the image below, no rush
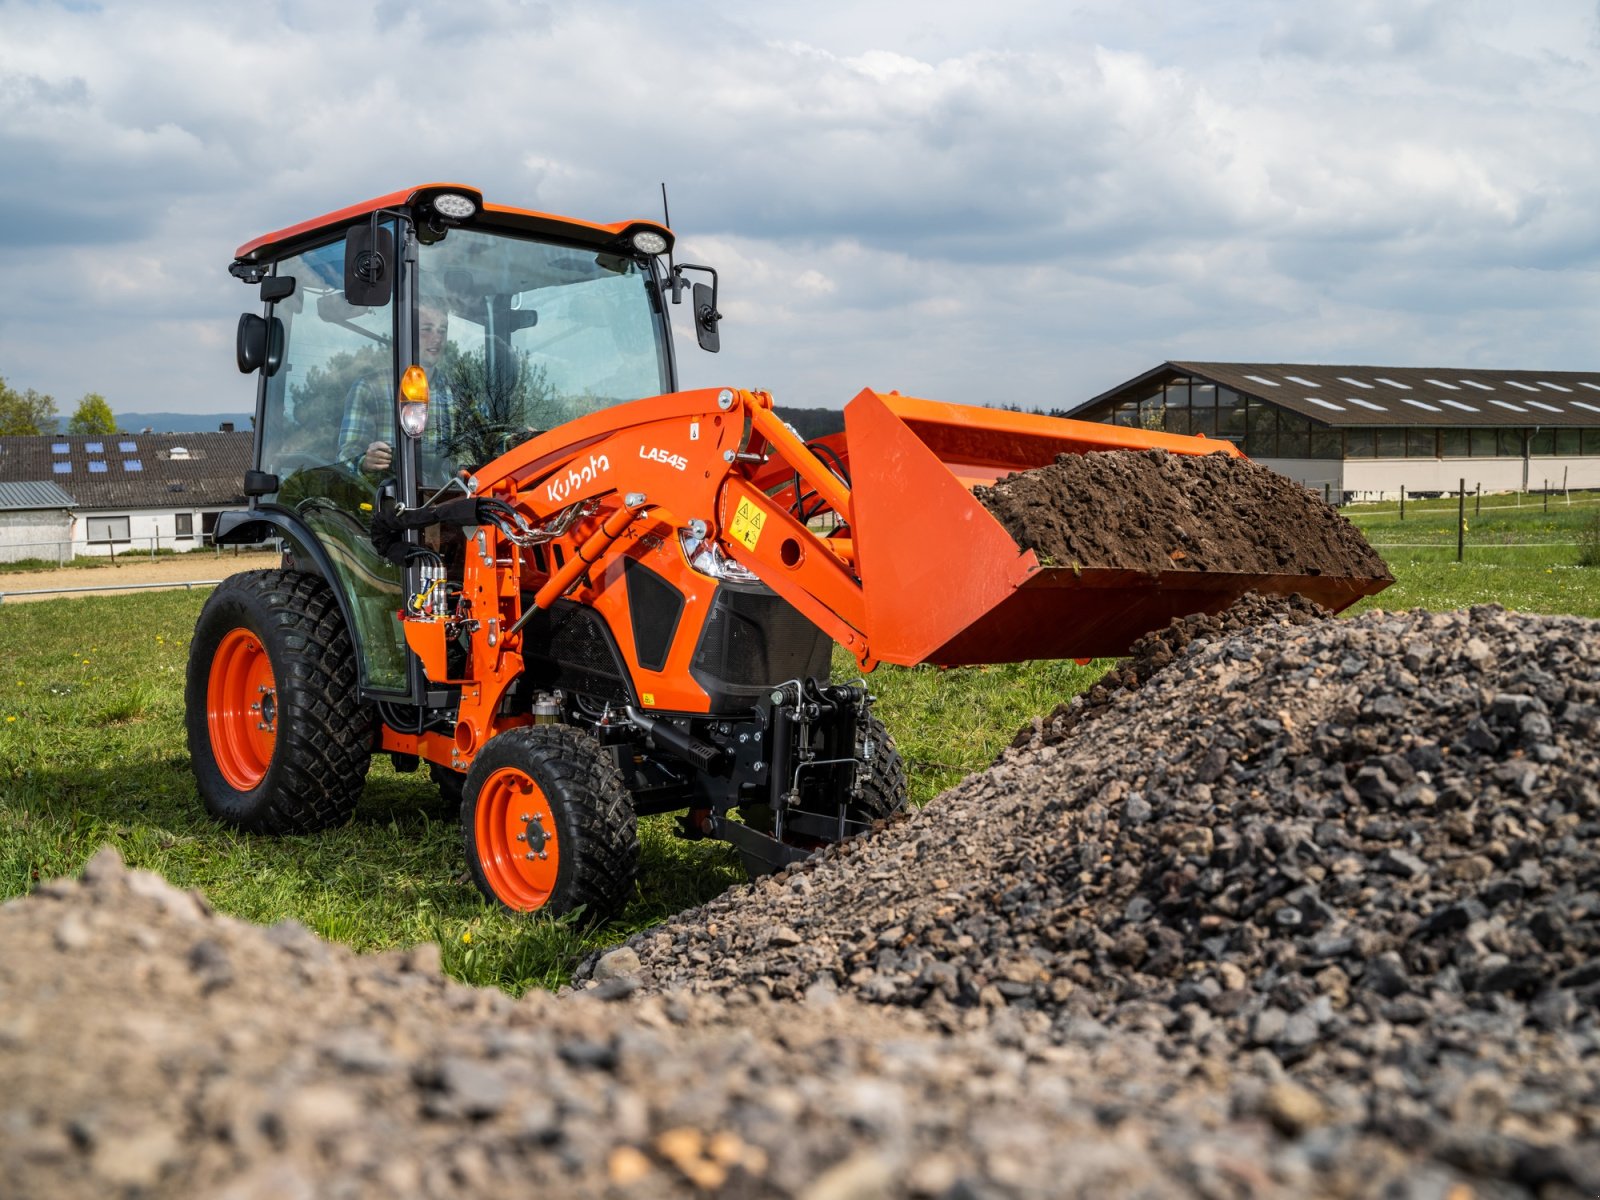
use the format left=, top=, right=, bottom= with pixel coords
left=475, top=767, right=560, bottom=910
left=206, top=628, right=277, bottom=791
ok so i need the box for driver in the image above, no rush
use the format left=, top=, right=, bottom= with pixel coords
left=337, top=298, right=452, bottom=478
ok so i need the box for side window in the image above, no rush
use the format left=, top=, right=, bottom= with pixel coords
left=259, top=238, right=394, bottom=492
left=253, top=233, right=409, bottom=694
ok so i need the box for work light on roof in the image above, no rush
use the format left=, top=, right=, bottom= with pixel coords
left=431, top=193, right=477, bottom=220
left=631, top=230, right=668, bottom=256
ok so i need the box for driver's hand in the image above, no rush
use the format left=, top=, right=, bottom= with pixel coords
left=362, top=440, right=392, bottom=473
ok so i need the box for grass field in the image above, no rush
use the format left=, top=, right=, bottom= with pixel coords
left=0, top=501, right=1592, bottom=994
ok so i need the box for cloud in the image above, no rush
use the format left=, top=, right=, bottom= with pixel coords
left=0, top=0, right=1598, bottom=417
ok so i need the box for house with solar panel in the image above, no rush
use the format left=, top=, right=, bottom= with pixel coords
left=1063, top=363, right=1600, bottom=502
left=0, top=431, right=252, bottom=562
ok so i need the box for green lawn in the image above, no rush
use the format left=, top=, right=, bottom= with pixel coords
left=1, top=521, right=1593, bottom=992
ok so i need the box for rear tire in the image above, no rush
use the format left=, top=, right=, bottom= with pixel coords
left=461, top=726, right=639, bottom=923
left=185, top=569, right=373, bottom=833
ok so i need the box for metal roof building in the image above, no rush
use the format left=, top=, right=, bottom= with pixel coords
left=0, top=430, right=252, bottom=560
left=1063, top=362, right=1600, bottom=500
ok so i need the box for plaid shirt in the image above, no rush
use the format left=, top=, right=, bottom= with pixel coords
left=336, top=370, right=458, bottom=484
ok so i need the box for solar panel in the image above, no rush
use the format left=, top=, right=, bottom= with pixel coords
left=88, top=461, right=107, bottom=473
left=118, top=441, right=137, bottom=452
left=123, top=460, right=144, bottom=472
left=52, top=462, right=70, bottom=474
left=51, top=443, right=69, bottom=454
left=85, top=442, right=103, bottom=453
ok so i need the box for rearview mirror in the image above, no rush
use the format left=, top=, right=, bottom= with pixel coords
left=236, top=313, right=285, bottom=375
left=344, top=223, right=393, bottom=308
left=693, top=281, right=720, bottom=354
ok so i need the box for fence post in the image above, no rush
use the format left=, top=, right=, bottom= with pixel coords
left=1400, top=484, right=1406, bottom=521
left=1544, top=481, right=1548, bottom=513
left=1458, top=478, right=1466, bottom=563
left=1475, top=484, right=1481, bottom=516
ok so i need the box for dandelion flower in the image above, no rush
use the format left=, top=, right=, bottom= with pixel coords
left=462, top=931, right=472, bottom=943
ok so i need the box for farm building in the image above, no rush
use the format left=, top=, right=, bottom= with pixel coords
left=1063, top=362, right=1600, bottom=502
left=0, top=431, right=252, bottom=562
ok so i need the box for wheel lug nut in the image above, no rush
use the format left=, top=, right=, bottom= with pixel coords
left=516, top=833, right=526, bottom=841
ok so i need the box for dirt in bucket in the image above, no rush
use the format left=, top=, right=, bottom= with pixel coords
left=972, top=449, right=1390, bottom=578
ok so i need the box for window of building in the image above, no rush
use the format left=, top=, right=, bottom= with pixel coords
left=1583, top=430, right=1600, bottom=454
left=1407, top=429, right=1438, bottom=457
left=1164, top=380, right=1191, bottom=408
left=1344, top=430, right=1376, bottom=458
left=1279, top=414, right=1311, bottom=458
left=88, top=461, right=107, bottom=473
left=1310, top=427, right=1341, bottom=459
left=1528, top=430, right=1556, bottom=457
left=1555, top=430, right=1581, bottom=456
left=85, top=442, right=103, bottom=453
left=52, top=461, right=70, bottom=474
left=87, top=516, right=131, bottom=543
left=1498, top=429, right=1523, bottom=457
left=175, top=513, right=194, bottom=539
left=1188, top=406, right=1215, bottom=437
left=1376, top=429, right=1407, bottom=458
left=1441, top=430, right=1470, bottom=458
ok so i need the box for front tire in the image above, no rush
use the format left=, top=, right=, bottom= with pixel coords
left=185, top=569, right=373, bottom=833
left=461, top=726, right=639, bottom=923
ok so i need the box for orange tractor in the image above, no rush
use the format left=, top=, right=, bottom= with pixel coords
left=189, top=184, right=1384, bottom=922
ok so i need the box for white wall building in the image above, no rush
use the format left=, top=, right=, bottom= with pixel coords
left=0, top=431, right=253, bottom=560
left=1065, top=362, right=1600, bottom=503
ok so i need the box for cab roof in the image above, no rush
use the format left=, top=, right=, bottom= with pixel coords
left=232, top=182, right=674, bottom=265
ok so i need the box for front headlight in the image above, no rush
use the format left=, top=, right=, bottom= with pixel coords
left=680, top=530, right=759, bottom=582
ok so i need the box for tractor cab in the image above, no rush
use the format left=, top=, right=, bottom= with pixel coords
left=228, top=185, right=683, bottom=694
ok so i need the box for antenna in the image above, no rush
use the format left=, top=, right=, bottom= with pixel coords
left=660, top=182, right=685, bottom=303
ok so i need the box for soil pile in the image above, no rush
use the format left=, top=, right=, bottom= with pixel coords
left=973, top=449, right=1390, bottom=578
left=605, top=603, right=1600, bottom=1195
left=2, top=849, right=1418, bottom=1199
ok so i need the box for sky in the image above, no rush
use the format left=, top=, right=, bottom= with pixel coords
left=1, top=0, right=1598, bottom=418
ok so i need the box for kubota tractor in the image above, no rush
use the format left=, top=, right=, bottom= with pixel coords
left=189, top=184, right=1386, bottom=923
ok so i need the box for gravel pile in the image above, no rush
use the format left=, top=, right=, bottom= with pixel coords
left=0, top=848, right=1443, bottom=1199
left=602, top=602, right=1600, bottom=1194
left=973, top=449, right=1390, bottom=579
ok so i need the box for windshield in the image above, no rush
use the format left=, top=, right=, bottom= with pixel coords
left=415, top=228, right=671, bottom=484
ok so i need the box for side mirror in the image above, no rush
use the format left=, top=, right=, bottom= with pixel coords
left=236, top=313, right=285, bottom=375
left=344, top=223, right=393, bottom=308
left=693, top=281, right=720, bottom=354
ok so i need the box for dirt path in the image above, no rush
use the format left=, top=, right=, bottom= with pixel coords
left=0, top=551, right=280, bottom=603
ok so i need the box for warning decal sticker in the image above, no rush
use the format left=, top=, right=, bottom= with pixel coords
left=729, top=498, right=766, bottom=550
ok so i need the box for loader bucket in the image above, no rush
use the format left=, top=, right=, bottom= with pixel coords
left=841, top=390, right=1390, bottom=667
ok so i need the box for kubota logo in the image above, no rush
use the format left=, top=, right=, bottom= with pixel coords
left=640, top=445, right=688, bottom=471
left=545, top=452, right=611, bottom=504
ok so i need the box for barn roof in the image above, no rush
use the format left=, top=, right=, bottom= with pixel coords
left=0, top=432, right=251, bottom=510
left=1074, top=362, right=1600, bottom=427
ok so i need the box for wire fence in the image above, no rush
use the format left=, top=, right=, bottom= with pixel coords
left=0, top=534, right=278, bottom=569
left=1346, top=482, right=1600, bottom=565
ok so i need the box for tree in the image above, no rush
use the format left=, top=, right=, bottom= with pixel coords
left=67, top=392, right=116, bottom=436
left=0, top=375, right=59, bottom=436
